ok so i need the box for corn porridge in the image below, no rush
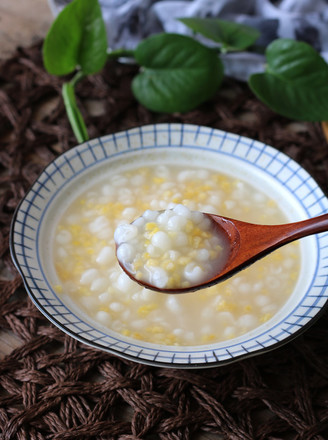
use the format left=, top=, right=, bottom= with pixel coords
left=53, top=164, right=300, bottom=346
left=115, top=205, right=229, bottom=290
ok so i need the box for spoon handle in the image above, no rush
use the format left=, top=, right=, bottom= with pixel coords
left=264, top=212, right=328, bottom=245
left=211, top=213, right=328, bottom=280
left=235, top=213, right=328, bottom=264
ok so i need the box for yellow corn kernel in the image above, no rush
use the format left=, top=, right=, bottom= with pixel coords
left=137, top=304, right=157, bottom=317
left=164, top=334, right=178, bottom=345
left=190, top=227, right=202, bottom=237
left=148, top=228, right=160, bottom=238
left=98, top=205, right=111, bottom=215
left=77, top=286, right=91, bottom=296
left=163, top=190, right=173, bottom=198
left=267, top=199, right=276, bottom=207
left=209, top=250, right=219, bottom=259
left=167, top=274, right=182, bottom=289
left=145, top=258, right=159, bottom=267
left=177, top=256, right=191, bottom=266
left=200, top=185, right=212, bottom=192
left=182, top=190, right=196, bottom=199
left=53, top=284, right=63, bottom=294
left=185, top=220, right=194, bottom=233
left=161, top=260, right=174, bottom=271
left=270, top=251, right=283, bottom=262
left=216, top=300, right=227, bottom=311
left=146, top=325, right=164, bottom=334
left=135, top=271, right=143, bottom=280
left=202, top=333, right=216, bottom=343
left=290, top=272, right=298, bottom=281
left=133, top=260, right=143, bottom=272
left=145, top=222, right=157, bottom=231
left=153, top=177, right=165, bottom=184
left=260, top=313, right=272, bottom=323
left=216, top=300, right=236, bottom=312
left=55, top=267, right=71, bottom=281
left=72, top=266, right=83, bottom=277
left=70, top=223, right=81, bottom=234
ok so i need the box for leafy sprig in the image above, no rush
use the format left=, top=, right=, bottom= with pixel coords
left=43, top=0, right=107, bottom=142
left=132, top=33, right=224, bottom=113
left=179, top=17, right=260, bottom=53
left=249, top=38, right=328, bottom=121
left=43, top=0, right=328, bottom=143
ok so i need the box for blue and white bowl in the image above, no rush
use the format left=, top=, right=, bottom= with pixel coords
left=10, top=124, right=328, bottom=368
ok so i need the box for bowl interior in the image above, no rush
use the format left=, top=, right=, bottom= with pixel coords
left=11, top=124, right=328, bottom=368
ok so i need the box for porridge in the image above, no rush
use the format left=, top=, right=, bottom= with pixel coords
left=53, top=164, right=300, bottom=346
left=115, top=205, right=229, bottom=290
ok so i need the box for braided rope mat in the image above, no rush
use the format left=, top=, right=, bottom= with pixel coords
left=1, top=42, right=328, bottom=440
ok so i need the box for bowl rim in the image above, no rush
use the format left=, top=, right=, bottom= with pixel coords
left=10, top=123, right=328, bottom=368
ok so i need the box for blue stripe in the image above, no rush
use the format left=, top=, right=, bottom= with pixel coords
left=98, top=137, right=108, bottom=158
left=87, top=142, right=98, bottom=162
left=206, top=127, right=214, bottom=146
left=76, top=149, right=86, bottom=167
left=29, top=188, right=45, bottom=200
left=245, top=139, right=255, bottom=158
left=64, top=155, right=75, bottom=174
left=193, top=125, right=201, bottom=142
left=52, top=161, right=65, bottom=179
left=139, top=126, right=144, bottom=147
left=42, top=169, right=56, bottom=186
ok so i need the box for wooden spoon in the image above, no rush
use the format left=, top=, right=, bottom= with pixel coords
left=118, top=212, right=328, bottom=294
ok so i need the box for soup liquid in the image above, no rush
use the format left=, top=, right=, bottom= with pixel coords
left=53, top=165, right=300, bottom=346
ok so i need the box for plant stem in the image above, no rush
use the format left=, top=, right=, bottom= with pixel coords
left=71, top=70, right=85, bottom=87
left=62, top=72, right=89, bottom=144
left=61, top=51, right=135, bottom=144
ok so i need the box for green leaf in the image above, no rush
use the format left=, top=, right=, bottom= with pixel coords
left=43, top=0, right=107, bottom=76
left=249, top=39, right=328, bottom=121
left=179, top=17, right=260, bottom=52
left=132, top=33, right=224, bottom=113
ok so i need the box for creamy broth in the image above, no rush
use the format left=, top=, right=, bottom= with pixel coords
left=53, top=165, right=300, bottom=346
left=115, top=206, right=229, bottom=290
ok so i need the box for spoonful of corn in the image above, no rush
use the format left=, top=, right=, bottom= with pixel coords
left=114, top=204, right=328, bottom=293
